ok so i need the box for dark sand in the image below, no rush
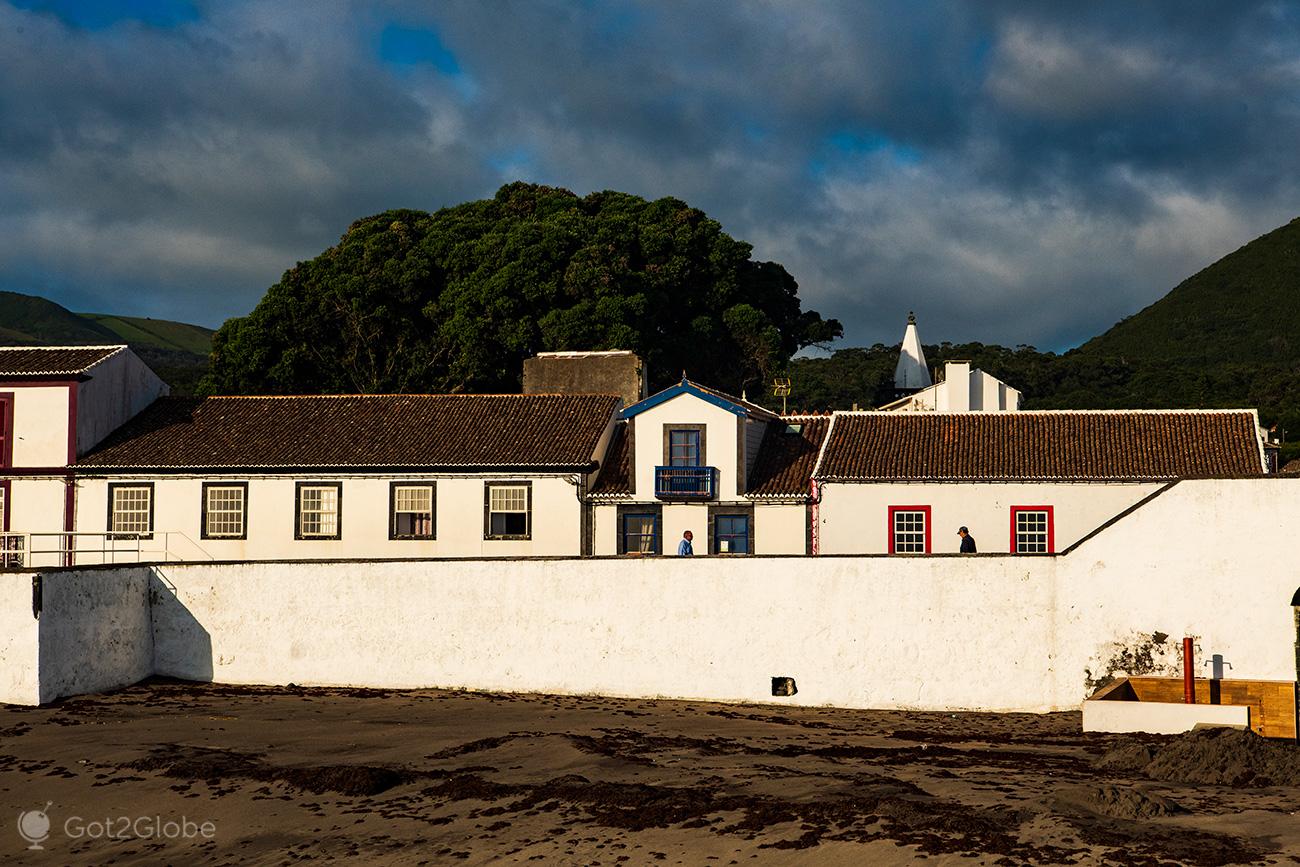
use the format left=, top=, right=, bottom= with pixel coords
left=2, top=679, right=1299, bottom=865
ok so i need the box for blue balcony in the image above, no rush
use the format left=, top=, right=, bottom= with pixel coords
left=655, top=466, right=716, bottom=499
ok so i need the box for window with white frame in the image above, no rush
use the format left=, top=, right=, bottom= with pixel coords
left=203, top=484, right=246, bottom=539
left=297, top=484, right=341, bottom=539
left=109, top=485, right=153, bottom=536
left=486, top=483, right=530, bottom=538
left=1012, top=507, right=1053, bottom=554
left=889, top=506, right=929, bottom=553
left=391, top=483, right=435, bottom=539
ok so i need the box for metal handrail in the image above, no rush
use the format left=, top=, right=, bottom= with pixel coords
left=0, top=531, right=214, bottom=569
left=654, top=465, right=716, bottom=499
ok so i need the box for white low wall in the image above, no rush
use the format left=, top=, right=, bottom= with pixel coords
left=0, top=573, right=39, bottom=705
left=150, top=556, right=1061, bottom=710
left=1082, top=699, right=1249, bottom=735
left=36, top=568, right=153, bottom=704
left=5, top=478, right=1299, bottom=711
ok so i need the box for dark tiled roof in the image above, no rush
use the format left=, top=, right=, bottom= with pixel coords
left=746, top=417, right=830, bottom=498
left=816, top=411, right=1263, bottom=481
left=589, top=422, right=632, bottom=496
left=0, top=346, right=123, bottom=376
left=1280, top=459, right=1300, bottom=476
left=77, top=394, right=619, bottom=470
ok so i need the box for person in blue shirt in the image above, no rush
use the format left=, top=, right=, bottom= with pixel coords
left=958, top=526, right=977, bottom=553
left=677, top=530, right=694, bottom=556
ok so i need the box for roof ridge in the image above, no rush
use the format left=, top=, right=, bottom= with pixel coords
left=809, top=413, right=838, bottom=479
left=202, top=393, right=620, bottom=400
left=832, top=408, right=1257, bottom=416
left=0, top=344, right=127, bottom=351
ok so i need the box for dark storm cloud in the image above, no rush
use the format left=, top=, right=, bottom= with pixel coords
left=1, top=1, right=1296, bottom=349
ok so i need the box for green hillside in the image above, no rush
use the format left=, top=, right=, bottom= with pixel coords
left=0, top=291, right=120, bottom=345
left=81, top=313, right=215, bottom=356
left=1080, top=217, right=1300, bottom=364
left=0, top=290, right=213, bottom=393
left=783, top=214, right=1300, bottom=457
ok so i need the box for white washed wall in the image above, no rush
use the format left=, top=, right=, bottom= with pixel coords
left=75, top=351, right=168, bottom=456
left=36, top=568, right=153, bottom=704
left=591, top=502, right=806, bottom=556
left=817, top=481, right=1162, bottom=554
left=9, top=385, right=70, bottom=467
left=72, top=474, right=585, bottom=561
left=6, top=479, right=1300, bottom=710
left=0, top=572, right=38, bottom=705
left=10, top=478, right=67, bottom=535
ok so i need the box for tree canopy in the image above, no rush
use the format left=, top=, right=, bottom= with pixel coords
left=204, top=183, right=841, bottom=396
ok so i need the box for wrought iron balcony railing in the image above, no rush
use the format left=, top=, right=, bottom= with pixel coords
left=654, top=466, right=716, bottom=499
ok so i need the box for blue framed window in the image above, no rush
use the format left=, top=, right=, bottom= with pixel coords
left=668, top=429, right=701, bottom=466
left=714, top=514, right=750, bottom=554
left=621, top=512, right=659, bottom=554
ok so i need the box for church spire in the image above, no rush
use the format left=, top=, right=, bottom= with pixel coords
left=893, top=312, right=932, bottom=393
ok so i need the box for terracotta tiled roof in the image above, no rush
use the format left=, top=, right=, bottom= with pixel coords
left=589, top=422, right=632, bottom=496
left=0, top=346, right=123, bottom=376
left=1280, top=458, right=1300, bottom=476
left=815, top=411, right=1264, bottom=481
left=77, top=394, right=619, bottom=470
left=746, top=416, right=830, bottom=498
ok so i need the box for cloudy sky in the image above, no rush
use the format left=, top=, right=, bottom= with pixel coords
left=2, top=1, right=1297, bottom=350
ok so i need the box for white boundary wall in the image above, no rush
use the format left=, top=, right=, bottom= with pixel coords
left=4, top=479, right=1299, bottom=710
left=0, top=573, right=39, bottom=705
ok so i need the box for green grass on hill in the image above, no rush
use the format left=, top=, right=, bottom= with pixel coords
left=0, top=290, right=214, bottom=394
left=80, top=313, right=215, bottom=356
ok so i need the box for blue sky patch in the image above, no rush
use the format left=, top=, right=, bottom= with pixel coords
left=379, top=24, right=461, bottom=76
left=10, top=0, right=198, bottom=29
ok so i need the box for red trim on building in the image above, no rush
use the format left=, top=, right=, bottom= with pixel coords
left=887, top=504, right=932, bottom=554
left=62, top=478, right=75, bottom=567
left=67, top=381, right=78, bottom=465
left=0, top=393, right=12, bottom=468
left=0, top=479, right=10, bottom=532
left=1010, top=505, right=1055, bottom=554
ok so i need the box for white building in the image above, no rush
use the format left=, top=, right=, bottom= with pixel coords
left=0, top=345, right=1272, bottom=566
left=882, top=314, right=1020, bottom=412
left=587, top=379, right=821, bottom=556
left=71, top=393, right=620, bottom=563
left=0, top=346, right=167, bottom=564
left=811, top=408, right=1266, bottom=555
left=881, top=360, right=1021, bottom=412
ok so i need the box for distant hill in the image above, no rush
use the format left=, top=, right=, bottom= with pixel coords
left=0, top=291, right=213, bottom=393
left=784, top=214, right=1300, bottom=456
left=1079, top=217, right=1300, bottom=365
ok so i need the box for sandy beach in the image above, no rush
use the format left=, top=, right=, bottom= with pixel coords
left=1, top=679, right=1298, bottom=865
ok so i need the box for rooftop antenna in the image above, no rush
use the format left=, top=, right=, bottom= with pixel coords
left=773, top=377, right=792, bottom=414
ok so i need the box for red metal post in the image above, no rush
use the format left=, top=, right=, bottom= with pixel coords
left=1183, top=636, right=1195, bottom=704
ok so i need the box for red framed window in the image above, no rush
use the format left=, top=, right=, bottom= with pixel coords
left=0, top=393, right=12, bottom=468
left=1011, top=506, right=1054, bottom=554
left=888, top=505, right=931, bottom=554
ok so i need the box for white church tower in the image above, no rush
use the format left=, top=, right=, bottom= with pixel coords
left=893, top=312, right=932, bottom=397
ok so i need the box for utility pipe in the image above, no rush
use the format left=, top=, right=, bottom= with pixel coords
left=1183, top=636, right=1195, bottom=704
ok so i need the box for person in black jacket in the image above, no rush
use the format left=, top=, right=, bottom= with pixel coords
left=958, top=526, right=977, bottom=553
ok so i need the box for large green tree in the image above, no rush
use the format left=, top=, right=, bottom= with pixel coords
left=204, top=183, right=841, bottom=395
